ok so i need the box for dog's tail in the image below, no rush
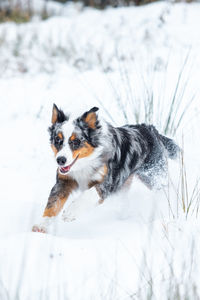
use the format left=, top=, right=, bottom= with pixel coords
left=159, top=134, right=180, bottom=159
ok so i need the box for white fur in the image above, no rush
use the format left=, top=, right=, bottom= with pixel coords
left=55, top=118, right=107, bottom=188
left=55, top=120, right=74, bottom=166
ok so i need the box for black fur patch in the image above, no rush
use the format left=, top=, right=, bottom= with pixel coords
left=53, top=104, right=69, bottom=124
left=48, top=105, right=69, bottom=149
left=68, top=138, right=82, bottom=151
left=74, top=107, right=101, bottom=148
left=96, top=123, right=180, bottom=198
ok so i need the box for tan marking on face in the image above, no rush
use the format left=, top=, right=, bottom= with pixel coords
left=85, top=112, right=97, bottom=129
left=51, top=144, right=58, bottom=156
left=70, top=133, right=77, bottom=141
left=57, top=132, right=63, bottom=139
left=72, top=142, right=94, bottom=159
left=52, top=106, right=58, bottom=124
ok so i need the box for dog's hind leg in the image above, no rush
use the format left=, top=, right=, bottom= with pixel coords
left=137, top=173, right=154, bottom=190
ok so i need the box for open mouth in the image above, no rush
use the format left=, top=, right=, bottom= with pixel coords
left=59, top=155, right=79, bottom=174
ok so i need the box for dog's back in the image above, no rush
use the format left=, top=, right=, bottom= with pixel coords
left=98, top=123, right=180, bottom=196
left=130, top=124, right=180, bottom=160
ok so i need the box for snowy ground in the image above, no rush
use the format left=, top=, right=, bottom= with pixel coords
left=0, top=1, right=200, bottom=299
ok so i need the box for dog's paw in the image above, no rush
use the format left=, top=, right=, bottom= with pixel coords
left=32, top=225, right=47, bottom=233
left=98, top=198, right=104, bottom=205
left=62, top=210, right=76, bottom=222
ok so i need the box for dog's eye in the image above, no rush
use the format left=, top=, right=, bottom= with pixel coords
left=73, top=139, right=80, bottom=147
left=55, top=136, right=63, bottom=146
left=69, top=138, right=81, bottom=150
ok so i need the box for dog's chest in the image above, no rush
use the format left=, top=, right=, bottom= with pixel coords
left=71, top=165, right=106, bottom=191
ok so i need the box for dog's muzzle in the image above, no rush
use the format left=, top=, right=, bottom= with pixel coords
left=57, top=156, right=67, bottom=166
left=59, top=155, right=79, bottom=174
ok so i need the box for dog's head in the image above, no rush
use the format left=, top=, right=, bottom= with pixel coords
left=48, top=104, right=102, bottom=175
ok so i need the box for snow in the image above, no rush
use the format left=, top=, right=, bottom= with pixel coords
left=0, top=1, right=200, bottom=299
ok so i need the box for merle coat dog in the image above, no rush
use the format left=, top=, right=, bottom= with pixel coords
left=32, top=105, right=180, bottom=233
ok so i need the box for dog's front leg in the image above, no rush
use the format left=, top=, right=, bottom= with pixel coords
left=32, top=177, right=78, bottom=233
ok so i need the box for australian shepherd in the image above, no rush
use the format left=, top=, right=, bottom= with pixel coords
left=32, top=104, right=180, bottom=233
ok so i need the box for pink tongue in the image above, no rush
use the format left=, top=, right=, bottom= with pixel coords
left=61, top=165, right=70, bottom=172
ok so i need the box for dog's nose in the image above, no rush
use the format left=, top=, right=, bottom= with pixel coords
left=57, top=156, right=67, bottom=166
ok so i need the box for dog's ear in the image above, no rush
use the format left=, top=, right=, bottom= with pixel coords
left=51, top=103, right=68, bottom=124
left=81, top=107, right=99, bottom=129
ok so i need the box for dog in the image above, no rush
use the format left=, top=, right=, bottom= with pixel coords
left=32, top=104, right=180, bottom=233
